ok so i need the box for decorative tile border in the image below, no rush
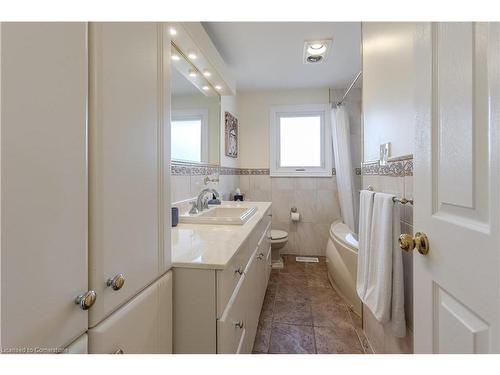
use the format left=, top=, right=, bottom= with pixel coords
left=236, top=168, right=270, bottom=175
left=173, top=162, right=372, bottom=177
left=361, top=155, right=413, bottom=177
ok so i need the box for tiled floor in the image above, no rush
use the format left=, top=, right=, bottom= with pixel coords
left=252, top=255, right=372, bottom=354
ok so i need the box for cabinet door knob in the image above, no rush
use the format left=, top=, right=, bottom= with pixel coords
left=75, top=290, right=97, bottom=310
left=107, top=273, right=125, bottom=291
left=234, top=320, right=244, bottom=329
left=234, top=266, right=244, bottom=275
left=257, top=253, right=264, bottom=260
left=114, top=348, right=124, bottom=354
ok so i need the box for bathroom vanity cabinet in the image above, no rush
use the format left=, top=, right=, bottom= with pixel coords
left=173, top=204, right=272, bottom=354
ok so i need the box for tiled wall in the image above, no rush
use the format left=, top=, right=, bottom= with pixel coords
left=361, top=156, right=414, bottom=354
left=239, top=174, right=342, bottom=256
left=170, top=162, right=239, bottom=206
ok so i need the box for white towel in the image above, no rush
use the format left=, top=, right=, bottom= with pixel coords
left=364, top=192, right=406, bottom=337
left=356, top=190, right=375, bottom=301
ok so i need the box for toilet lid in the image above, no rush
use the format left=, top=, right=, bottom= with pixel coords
left=271, top=230, right=288, bottom=240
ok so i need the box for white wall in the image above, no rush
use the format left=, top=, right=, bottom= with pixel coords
left=362, top=22, right=418, bottom=161
left=361, top=22, right=418, bottom=354
left=236, top=89, right=330, bottom=168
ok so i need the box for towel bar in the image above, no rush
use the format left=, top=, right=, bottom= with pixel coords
left=364, top=185, right=414, bottom=205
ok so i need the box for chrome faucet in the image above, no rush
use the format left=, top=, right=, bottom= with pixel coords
left=189, top=188, right=220, bottom=214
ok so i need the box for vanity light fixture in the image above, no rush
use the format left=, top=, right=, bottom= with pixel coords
left=203, top=70, right=211, bottom=77
left=171, top=54, right=180, bottom=61
left=169, top=27, right=177, bottom=36
left=188, top=52, right=197, bottom=60
left=303, top=39, right=332, bottom=64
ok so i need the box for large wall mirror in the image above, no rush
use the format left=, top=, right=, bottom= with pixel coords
left=171, top=44, right=221, bottom=165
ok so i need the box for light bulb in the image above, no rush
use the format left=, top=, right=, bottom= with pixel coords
left=188, top=52, right=197, bottom=60
left=203, top=70, right=211, bottom=77
left=307, top=43, right=327, bottom=56
left=169, top=27, right=177, bottom=36
left=171, top=54, right=180, bottom=61
left=215, top=85, right=222, bottom=90
left=202, top=86, right=210, bottom=91
left=189, top=70, right=197, bottom=78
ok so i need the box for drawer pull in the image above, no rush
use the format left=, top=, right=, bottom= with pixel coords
left=107, top=273, right=125, bottom=291
left=234, top=266, right=244, bottom=275
left=234, top=321, right=244, bottom=329
left=114, top=348, right=124, bottom=354
left=257, top=253, right=264, bottom=260
left=75, top=290, right=97, bottom=310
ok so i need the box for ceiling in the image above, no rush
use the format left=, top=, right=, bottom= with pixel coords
left=202, top=22, right=361, bottom=91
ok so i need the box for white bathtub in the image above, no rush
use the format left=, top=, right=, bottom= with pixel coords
left=325, top=220, right=362, bottom=316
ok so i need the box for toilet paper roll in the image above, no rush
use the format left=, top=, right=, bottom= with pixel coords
left=290, top=212, right=300, bottom=222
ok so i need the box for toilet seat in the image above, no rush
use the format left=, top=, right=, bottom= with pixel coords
left=270, top=229, right=288, bottom=241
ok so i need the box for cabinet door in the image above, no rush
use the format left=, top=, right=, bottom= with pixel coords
left=88, top=271, right=172, bottom=354
left=64, top=334, right=88, bottom=354
left=241, top=251, right=263, bottom=354
left=88, top=22, right=171, bottom=327
left=0, top=23, right=88, bottom=352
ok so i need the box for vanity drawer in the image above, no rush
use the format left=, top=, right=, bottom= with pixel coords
left=217, top=278, right=247, bottom=354
left=216, top=238, right=251, bottom=315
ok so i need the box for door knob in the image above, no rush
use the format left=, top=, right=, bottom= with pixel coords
left=399, top=232, right=430, bottom=255
left=107, top=273, right=125, bottom=291
left=75, top=290, right=97, bottom=310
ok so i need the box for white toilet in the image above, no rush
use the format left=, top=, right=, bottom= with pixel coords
left=270, top=229, right=288, bottom=269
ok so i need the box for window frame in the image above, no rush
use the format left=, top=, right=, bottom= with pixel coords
left=269, top=104, right=332, bottom=177
left=171, top=108, right=209, bottom=163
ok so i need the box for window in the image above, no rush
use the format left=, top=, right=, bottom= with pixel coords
left=171, top=109, right=208, bottom=163
left=270, top=104, right=332, bottom=176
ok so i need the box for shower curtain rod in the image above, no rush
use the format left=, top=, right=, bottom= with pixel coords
left=335, top=70, right=362, bottom=106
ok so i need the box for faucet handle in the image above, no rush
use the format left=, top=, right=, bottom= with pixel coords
left=189, top=201, right=198, bottom=215
left=202, top=196, right=209, bottom=210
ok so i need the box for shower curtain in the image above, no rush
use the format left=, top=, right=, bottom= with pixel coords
left=331, top=105, right=358, bottom=234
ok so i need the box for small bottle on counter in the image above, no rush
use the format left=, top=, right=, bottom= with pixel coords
left=233, top=187, right=244, bottom=201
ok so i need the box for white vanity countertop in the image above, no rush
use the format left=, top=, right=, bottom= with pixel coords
left=171, top=201, right=272, bottom=270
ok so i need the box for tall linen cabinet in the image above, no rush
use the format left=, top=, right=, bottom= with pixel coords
left=0, top=22, right=172, bottom=353
left=87, top=22, right=172, bottom=354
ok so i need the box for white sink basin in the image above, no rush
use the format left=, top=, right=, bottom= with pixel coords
left=179, top=205, right=257, bottom=225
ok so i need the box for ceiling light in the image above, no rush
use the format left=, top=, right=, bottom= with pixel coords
left=188, top=52, right=197, bottom=60
left=189, top=70, right=197, bottom=78
left=171, top=54, right=180, bottom=61
left=215, top=85, right=222, bottom=90
left=307, top=43, right=327, bottom=55
left=303, top=39, right=332, bottom=64
left=203, top=70, right=211, bottom=77
left=169, top=27, right=177, bottom=36
left=202, top=86, right=210, bottom=91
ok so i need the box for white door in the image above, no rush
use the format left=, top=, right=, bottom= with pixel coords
left=414, top=22, right=500, bottom=353
left=88, top=22, right=171, bottom=327
left=0, top=23, right=89, bottom=352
